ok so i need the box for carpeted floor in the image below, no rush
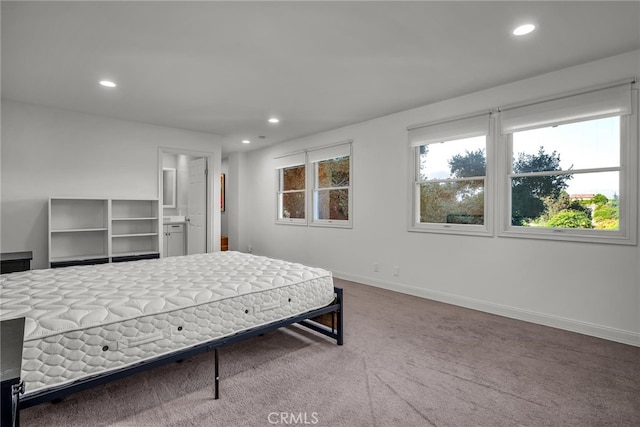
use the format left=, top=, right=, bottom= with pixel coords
left=20, top=278, right=640, bottom=426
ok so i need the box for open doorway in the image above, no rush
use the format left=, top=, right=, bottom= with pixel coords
left=159, top=148, right=219, bottom=257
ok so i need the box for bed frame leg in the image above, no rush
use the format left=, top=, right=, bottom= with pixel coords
left=214, top=348, right=219, bottom=400
left=336, top=287, right=344, bottom=346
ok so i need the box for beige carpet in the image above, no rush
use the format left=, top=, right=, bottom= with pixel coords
left=20, top=278, right=640, bottom=426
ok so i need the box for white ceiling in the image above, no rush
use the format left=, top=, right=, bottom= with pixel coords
left=2, top=1, right=639, bottom=154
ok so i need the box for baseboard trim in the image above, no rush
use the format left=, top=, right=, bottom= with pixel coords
left=332, top=271, right=640, bottom=347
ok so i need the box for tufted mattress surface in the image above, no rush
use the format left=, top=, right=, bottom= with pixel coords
left=0, top=251, right=335, bottom=396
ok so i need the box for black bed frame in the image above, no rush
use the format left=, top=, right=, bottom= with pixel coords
left=13, top=287, right=343, bottom=415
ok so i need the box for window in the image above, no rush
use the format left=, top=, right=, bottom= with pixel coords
left=276, top=152, right=307, bottom=224
left=279, top=165, right=306, bottom=220
left=309, top=142, right=352, bottom=227
left=409, top=114, right=492, bottom=235
left=275, top=142, right=352, bottom=228
left=499, top=83, right=637, bottom=244
left=314, top=156, right=350, bottom=221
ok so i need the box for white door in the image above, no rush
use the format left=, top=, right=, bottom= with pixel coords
left=187, top=157, right=207, bottom=254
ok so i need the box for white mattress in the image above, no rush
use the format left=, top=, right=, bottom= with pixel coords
left=0, top=251, right=335, bottom=397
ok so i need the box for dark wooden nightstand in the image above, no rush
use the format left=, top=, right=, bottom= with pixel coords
left=0, top=251, right=33, bottom=274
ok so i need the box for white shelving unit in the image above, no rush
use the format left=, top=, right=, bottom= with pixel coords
left=49, top=198, right=160, bottom=267
left=111, top=199, right=160, bottom=260
left=49, top=198, right=109, bottom=266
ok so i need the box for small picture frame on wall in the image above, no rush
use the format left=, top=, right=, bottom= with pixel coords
left=220, top=173, right=225, bottom=212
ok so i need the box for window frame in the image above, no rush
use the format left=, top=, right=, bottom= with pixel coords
left=497, top=89, right=638, bottom=245
left=408, top=114, right=494, bottom=237
left=310, top=142, right=353, bottom=228
left=274, top=142, right=353, bottom=229
left=275, top=157, right=308, bottom=226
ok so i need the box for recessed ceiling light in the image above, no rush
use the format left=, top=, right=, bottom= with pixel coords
left=99, top=80, right=117, bottom=88
left=242, top=139, right=251, bottom=144
left=513, top=24, right=536, bottom=36
left=268, top=117, right=280, bottom=124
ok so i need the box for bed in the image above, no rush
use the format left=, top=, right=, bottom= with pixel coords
left=0, top=251, right=343, bottom=416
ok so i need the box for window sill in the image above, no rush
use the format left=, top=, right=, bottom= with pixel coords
left=408, top=224, right=492, bottom=237
left=498, top=227, right=636, bottom=245
left=275, top=219, right=308, bottom=226
left=310, top=220, right=352, bottom=229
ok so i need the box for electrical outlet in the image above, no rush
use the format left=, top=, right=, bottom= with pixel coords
left=393, top=266, right=399, bottom=276
left=374, top=263, right=379, bottom=272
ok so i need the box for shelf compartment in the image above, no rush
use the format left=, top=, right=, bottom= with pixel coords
left=50, top=199, right=108, bottom=230
left=50, top=231, right=108, bottom=261
left=112, top=220, right=157, bottom=236
left=112, top=234, right=159, bottom=256
left=111, top=200, right=158, bottom=220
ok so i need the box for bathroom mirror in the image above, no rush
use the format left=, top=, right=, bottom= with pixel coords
left=163, top=168, right=177, bottom=208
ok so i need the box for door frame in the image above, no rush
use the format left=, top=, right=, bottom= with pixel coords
left=158, top=148, right=220, bottom=256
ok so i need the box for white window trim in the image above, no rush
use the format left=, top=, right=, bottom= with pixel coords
left=496, top=88, right=638, bottom=245
left=309, top=141, right=353, bottom=229
left=275, top=152, right=308, bottom=226
left=274, top=142, right=353, bottom=229
left=408, top=113, right=494, bottom=237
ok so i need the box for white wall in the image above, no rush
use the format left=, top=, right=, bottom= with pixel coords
left=1, top=100, right=222, bottom=269
left=240, top=50, right=640, bottom=346
left=225, top=151, right=250, bottom=252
